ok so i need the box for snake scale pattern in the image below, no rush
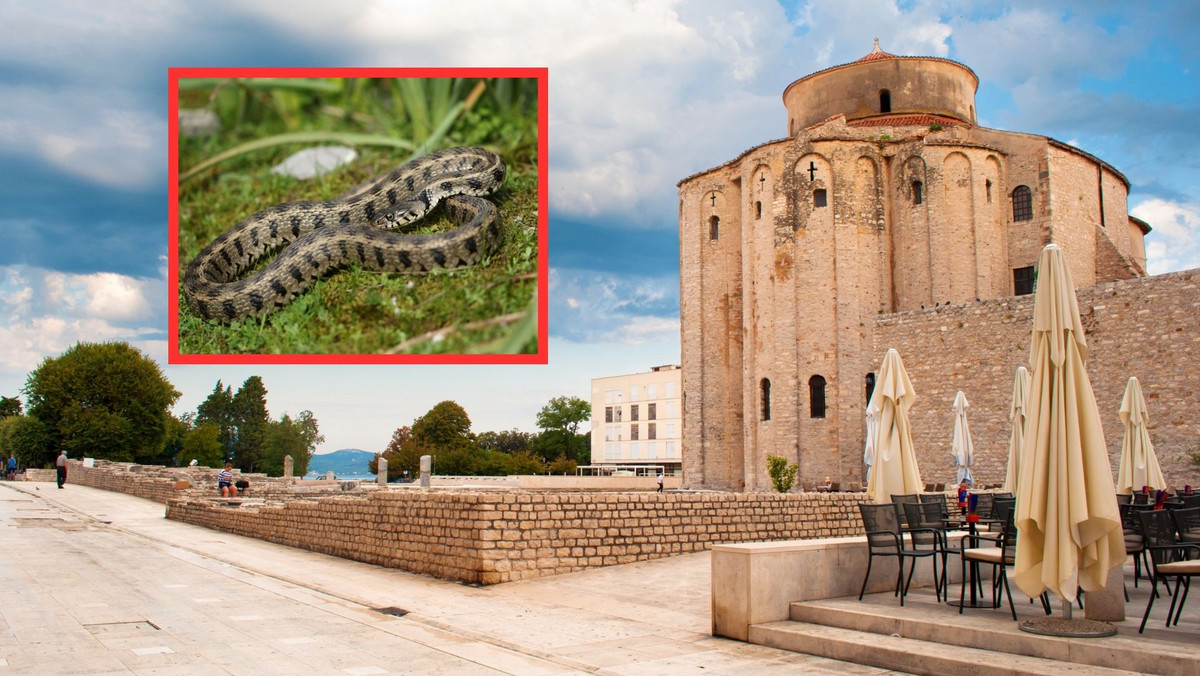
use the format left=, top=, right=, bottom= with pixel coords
left=183, top=146, right=506, bottom=322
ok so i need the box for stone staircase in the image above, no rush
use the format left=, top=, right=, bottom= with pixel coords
left=747, top=591, right=1200, bottom=676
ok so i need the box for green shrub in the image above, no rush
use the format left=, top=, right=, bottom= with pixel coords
left=766, top=454, right=798, bottom=493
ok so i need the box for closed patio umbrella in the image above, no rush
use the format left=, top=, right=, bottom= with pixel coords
left=1115, top=376, right=1166, bottom=494
left=866, top=348, right=923, bottom=503
left=951, top=391, right=974, bottom=485
left=1003, top=366, right=1030, bottom=495
left=1014, top=244, right=1124, bottom=622
left=864, top=403, right=879, bottom=483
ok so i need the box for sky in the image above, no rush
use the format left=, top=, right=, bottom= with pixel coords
left=0, top=0, right=1197, bottom=455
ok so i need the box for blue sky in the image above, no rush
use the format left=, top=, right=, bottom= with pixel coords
left=0, top=0, right=1197, bottom=454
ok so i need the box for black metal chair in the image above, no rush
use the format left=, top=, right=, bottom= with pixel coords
left=858, top=503, right=940, bottom=606
left=1137, top=509, right=1200, bottom=632
left=1180, top=494, right=1200, bottom=509
left=891, top=493, right=921, bottom=527
left=904, top=500, right=970, bottom=602
left=1171, top=506, right=1200, bottom=546
left=959, top=499, right=1019, bottom=620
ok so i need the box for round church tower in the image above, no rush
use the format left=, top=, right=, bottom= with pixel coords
left=782, top=38, right=979, bottom=135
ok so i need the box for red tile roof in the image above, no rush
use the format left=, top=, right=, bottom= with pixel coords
left=848, top=113, right=967, bottom=128
left=856, top=38, right=896, bottom=62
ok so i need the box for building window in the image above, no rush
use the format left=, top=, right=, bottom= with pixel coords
left=985, top=179, right=993, bottom=203
left=648, top=403, right=657, bottom=420
left=813, top=189, right=827, bottom=207
left=665, top=422, right=675, bottom=438
left=630, top=386, right=640, bottom=401
left=912, top=181, right=923, bottom=205
left=760, top=378, right=772, bottom=421
left=665, top=401, right=676, bottom=418
left=648, top=384, right=657, bottom=399
left=1014, top=266, right=1036, bottom=296
left=665, top=381, right=675, bottom=397
left=648, top=423, right=657, bottom=440
left=605, top=443, right=619, bottom=460
left=647, top=441, right=657, bottom=459
left=709, top=215, right=719, bottom=240
left=1012, top=185, right=1033, bottom=222
left=809, top=375, right=827, bottom=419
left=755, top=201, right=762, bottom=219
left=613, top=406, right=622, bottom=423
left=880, top=89, right=891, bottom=113
left=630, top=442, right=640, bottom=459
left=630, top=404, right=639, bottom=421
left=631, top=424, right=639, bottom=441
left=605, top=388, right=622, bottom=404
left=605, top=425, right=621, bottom=442
left=605, top=406, right=613, bottom=423
left=666, top=441, right=677, bottom=457
left=865, top=373, right=876, bottom=405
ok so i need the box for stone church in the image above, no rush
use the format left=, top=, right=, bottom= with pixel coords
left=677, top=41, right=1173, bottom=492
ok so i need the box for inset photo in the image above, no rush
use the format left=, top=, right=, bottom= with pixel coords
left=168, top=68, right=546, bottom=364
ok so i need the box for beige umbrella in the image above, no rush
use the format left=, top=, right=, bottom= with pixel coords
left=866, top=348, right=923, bottom=503
left=1014, top=244, right=1124, bottom=609
left=1115, top=376, right=1167, bottom=494
left=951, top=391, right=974, bottom=485
left=1003, top=366, right=1030, bottom=495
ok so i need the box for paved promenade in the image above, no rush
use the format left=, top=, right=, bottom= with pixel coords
left=0, top=482, right=888, bottom=675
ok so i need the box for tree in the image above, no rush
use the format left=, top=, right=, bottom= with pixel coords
left=411, top=400, right=473, bottom=449
left=535, top=396, right=591, bottom=462
left=231, top=376, right=270, bottom=472
left=261, top=411, right=323, bottom=476
left=766, top=454, right=798, bottom=493
left=0, top=415, right=47, bottom=468
left=547, top=455, right=577, bottom=475
left=157, top=414, right=191, bottom=467
left=0, top=395, right=22, bottom=419
left=476, top=428, right=534, bottom=455
left=22, top=342, right=180, bottom=465
left=181, top=422, right=225, bottom=468
left=195, top=381, right=236, bottom=461
left=369, top=425, right=412, bottom=481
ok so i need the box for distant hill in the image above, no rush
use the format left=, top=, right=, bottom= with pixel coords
left=307, top=449, right=375, bottom=477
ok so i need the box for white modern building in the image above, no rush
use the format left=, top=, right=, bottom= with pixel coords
left=589, top=365, right=683, bottom=475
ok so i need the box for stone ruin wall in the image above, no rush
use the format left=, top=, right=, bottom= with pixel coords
left=166, top=490, right=870, bottom=584
left=875, top=268, right=1200, bottom=489
left=49, top=459, right=874, bottom=585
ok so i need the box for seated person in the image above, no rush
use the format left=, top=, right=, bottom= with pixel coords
left=218, top=462, right=237, bottom=497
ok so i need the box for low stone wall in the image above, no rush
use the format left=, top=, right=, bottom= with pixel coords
left=166, top=490, right=872, bottom=584
left=60, top=460, right=319, bottom=503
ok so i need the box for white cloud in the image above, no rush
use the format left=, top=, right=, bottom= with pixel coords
left=1132, top=198, right=1200, bottom=275
left=0, top=265, right=163, bottom=382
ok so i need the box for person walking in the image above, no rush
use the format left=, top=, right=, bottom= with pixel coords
left=6, top=455, right=15, bottom=481
left=657, top=472, right=664, bottom=493
left=55, top=450, right=67, bottom=489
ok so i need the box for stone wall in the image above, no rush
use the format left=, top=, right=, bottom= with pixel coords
left=167, top=490, right=872, bottom=585
left=62, top=460, right=325, bottom=503
left=875, top=268, right=1200, bottom=488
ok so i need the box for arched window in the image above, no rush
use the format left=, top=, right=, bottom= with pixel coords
left=809, top=375, right=827, bottom=419
left=755, top=200, right=762, bottom=219
left=813, top=189, right=827, bottom=207
left=760, top=378, right=772, bottom=421
left=985, top=179, right=993, bottom=203
left=912, top=181, right=923, bottom=205
left=880, top=89, right=891, bottom=113
left=865, top=373, right=876, bottom=405
left=1012, top=185, right=1033, bottom=222
left=709, top=215, right=719, bottom=240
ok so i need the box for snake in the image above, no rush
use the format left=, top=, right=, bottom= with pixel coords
left=182, top=146, right=506, bottom=322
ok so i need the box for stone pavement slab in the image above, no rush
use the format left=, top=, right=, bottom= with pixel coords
left=0, top=483, right=895, bottom=675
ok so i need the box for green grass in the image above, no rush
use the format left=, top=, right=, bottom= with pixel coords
left=175, top=77, right=539, bottom=355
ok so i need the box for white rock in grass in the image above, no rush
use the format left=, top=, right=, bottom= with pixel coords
left=179, top=109, right=220, bottom=137
left=270, top=146, right=357, bottom=180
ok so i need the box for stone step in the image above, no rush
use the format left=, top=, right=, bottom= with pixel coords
left=750, top=620, right=1142, bottom=676
left=783, top=599, right=1200, bottom=676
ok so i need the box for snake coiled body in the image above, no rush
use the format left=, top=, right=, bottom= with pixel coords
left=183, top=146, right=506, bottom=322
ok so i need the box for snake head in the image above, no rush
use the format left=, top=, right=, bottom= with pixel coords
left=373, top=204, right=420, bottom=229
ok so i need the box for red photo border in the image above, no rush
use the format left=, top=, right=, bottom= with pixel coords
left=167, top=67, right=548, bottom=365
